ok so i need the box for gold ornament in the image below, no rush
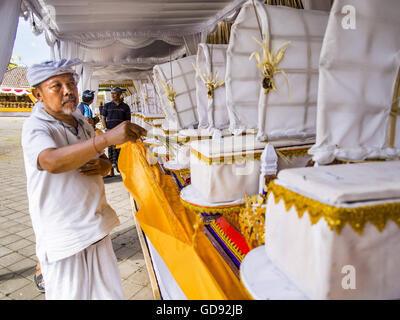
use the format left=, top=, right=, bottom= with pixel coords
left=192, top=63, right=225, bottom=99
left=250, top=29, right=290, bottom=96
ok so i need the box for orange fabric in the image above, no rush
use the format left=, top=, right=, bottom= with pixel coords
left=94, top=128, right=103, bottom=136
left=118, top=141, right=252, bottom=300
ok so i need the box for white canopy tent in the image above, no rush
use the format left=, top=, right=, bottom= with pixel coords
left=16, top=0, right=246, bottom=101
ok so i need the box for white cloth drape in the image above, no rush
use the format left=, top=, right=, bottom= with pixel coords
left=0, top=0, right=21, bottom=83
left=302, top=0, right=333, bottom=11
left=309, top=0, right=400, bottom=164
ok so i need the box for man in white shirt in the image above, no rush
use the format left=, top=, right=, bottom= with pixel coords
left=21, top=59, right=146, bottom=299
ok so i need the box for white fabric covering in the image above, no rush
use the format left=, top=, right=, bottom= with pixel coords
left=189, top=135, right=313, bottom=202
left=265, top=192, right=400, bottom=299
left=23, top=0, right=246, bottom=41
left=141, top=82, right=163, bottom=115
left=0, top=0, right=21, bottom=82
left=309, top=0, right=400, bottom=164
left=226, top=0, right=329, bottom=138
left=153, top=55, right=198, bottom=130
left=240, top=245, right=308, bottom=300
left=195, top=43, right=229, bottom=130
left=276, top=160, right=400, bottom=205
left=21, top=0, right=246, bottom=85
left=302, top=0, right=333, bottom=11
left=41, top=235, right=124, bottom=300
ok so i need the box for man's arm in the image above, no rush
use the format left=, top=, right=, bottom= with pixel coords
left=101, top=115, right=107, bottom=130
left=100, top=104, right=107, bottom=130
left=78, top=153, right=112, bottom=177
left=38, top=121, right=145, bottom=174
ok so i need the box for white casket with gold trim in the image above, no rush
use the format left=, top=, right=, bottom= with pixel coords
left=226, top=0, right=329, bottom=139
left=153, top=55, right=198, bottom=133
left=195, top=43, right=229, bottom=131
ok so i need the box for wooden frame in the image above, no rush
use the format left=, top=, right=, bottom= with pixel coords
left=129, top=195, right=162, bottom=300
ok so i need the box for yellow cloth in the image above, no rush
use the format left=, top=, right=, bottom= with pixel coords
left=118, top=141, right=252, bottom=300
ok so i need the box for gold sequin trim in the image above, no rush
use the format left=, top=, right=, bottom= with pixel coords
left=267, top=181, right=400, bottom=235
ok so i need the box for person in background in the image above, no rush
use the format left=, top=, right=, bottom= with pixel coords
left=77, top=90, right=99, bottom=129
left=98, top=102, right=104, bottom=117
left=100, top=87, right=131, bottom=177
left=22, top=59, right=146, bottom=299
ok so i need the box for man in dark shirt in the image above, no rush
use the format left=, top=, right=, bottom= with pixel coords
left=100, top=87, right=132, bottom=176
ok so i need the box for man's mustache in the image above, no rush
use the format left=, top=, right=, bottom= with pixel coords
left=62, top=95, right=77, bottom=105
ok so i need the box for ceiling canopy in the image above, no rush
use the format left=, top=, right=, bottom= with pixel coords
left=22, top=0, right=244, bottom=40
left=20, top=0, right=245, bottom=84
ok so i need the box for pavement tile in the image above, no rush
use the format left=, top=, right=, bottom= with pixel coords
left=5, top=224, right=29, bottom=234
left=8, top=283, right=42, bottom=300
left=119, top=260, right=141, bottom=280
left=24, top=234, right=36, bottom=242
left=127, top=266, right=150, bottom=287
left=0, top=252, right=26, bottom=268
left=17, top=243, right=36, bottom=258
left=0, top=246, right=13, bottom=258
left=6, top=212, right=27, bottom=220
left=18, top=266, right=36, bottom=279
left=127, top=251, right=146, bottom=270
left=7, top=257, right=37, bottom=275
left=33, top=293, right=45, bottom=300
left=0, top=274, right=31, bottom=295
left=130, top=284, right=154, bottom=300
left=0, top=268, right=14, bottom=281
left=16, top=228, right=35, bottom=238
left=0, top=220, right=19, bottom=229
left=0, top=234, right=23, bottom=246
left=0, top=230, right=11, bottom=239
left=7, top=239, right=33, bottom=251
left=122, top=278, right=145, bottom=300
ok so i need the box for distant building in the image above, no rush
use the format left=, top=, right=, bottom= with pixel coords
left=0, top=67, right=35, bottom=112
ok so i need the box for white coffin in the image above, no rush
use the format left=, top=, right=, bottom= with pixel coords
left=190, top=135, right=314, bottom=203
left=265, top=161, right=400, bottom=299
left=153, top=55, right=198, bottom=130
left=190, top=135, right=265, bottom=203
left=195, top=43, right=229, bottom=130
left=226, top=0, right=329, bottom=137
left=141, top=82, right=163, bottom=116
left=309, top=0, right=400, bottom=164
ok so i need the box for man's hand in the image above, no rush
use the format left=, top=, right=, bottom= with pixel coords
left=104, top=121, right=146, bottom=146
left=78, top=158, right=112, bottom=176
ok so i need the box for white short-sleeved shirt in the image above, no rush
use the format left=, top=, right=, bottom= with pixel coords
left=22, top=103, right=120, bottom=263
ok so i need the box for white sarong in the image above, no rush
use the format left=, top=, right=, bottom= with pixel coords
left=40, top=235, right=124, bottom=300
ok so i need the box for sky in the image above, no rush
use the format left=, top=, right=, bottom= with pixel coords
left=11, top=17, right=51, bottom=67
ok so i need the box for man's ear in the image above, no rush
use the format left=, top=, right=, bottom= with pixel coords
left=32, top=87, right=43, bottom=102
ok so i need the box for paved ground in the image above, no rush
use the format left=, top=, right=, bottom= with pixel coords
left=0, top=117, right=153, bottom=300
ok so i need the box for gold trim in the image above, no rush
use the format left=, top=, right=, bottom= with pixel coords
left=239, top=194, right=266, bottom=249
left=268, top=181, right=400, bottom=235
left=180, top=198, right=244, bottom=215
left=209, top=220, right=246, bottom=262
left=191, top=146, right=310, bottom=165
left=191, top=149, right=262, bottom=165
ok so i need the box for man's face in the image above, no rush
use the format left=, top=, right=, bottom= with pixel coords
left=111, top=91, right=121, bottom=103
left=34, top=73, right=79, bottom=117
